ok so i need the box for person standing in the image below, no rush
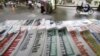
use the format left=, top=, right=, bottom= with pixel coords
left=40, top=1, right=45, bottom=13
left=28, top=0, right=32, bottom=9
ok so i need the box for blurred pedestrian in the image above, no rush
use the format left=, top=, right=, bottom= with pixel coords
left=40, top=1, right=45, bottom=13
left=46, top=2, right=52, bottom=14
left=28, top=0, right=33, bottom=9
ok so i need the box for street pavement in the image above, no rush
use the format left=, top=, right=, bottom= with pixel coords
left=0, top=6, right=100, bottom=22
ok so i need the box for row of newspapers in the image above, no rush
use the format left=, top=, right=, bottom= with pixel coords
left=0, top=19, right=100, bottom=56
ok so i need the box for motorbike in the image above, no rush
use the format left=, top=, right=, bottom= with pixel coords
left=76, top=5, right=94, bottom=14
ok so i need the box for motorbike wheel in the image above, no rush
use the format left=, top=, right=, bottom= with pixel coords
left=88, top=9, right=94, bottom=15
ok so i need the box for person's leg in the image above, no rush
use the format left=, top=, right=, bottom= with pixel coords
left=41, top=6, right=44, bottom=13
left=97, top=4, right=100, bottom=11
left=29, top=4, right=32, bottom=8
left=28, top=4, right=30, bottom=9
